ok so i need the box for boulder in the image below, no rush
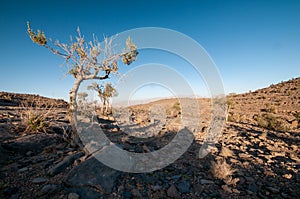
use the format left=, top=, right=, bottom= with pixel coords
left=65, top=157, right=121, bottom=196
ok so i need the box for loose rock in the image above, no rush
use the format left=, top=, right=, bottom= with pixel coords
left=167, top=185, right=181, bottom=199
left=31, top=177, right=48, bottom=184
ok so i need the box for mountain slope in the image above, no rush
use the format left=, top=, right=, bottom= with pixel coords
left=227, top=77, right=300, bottom=130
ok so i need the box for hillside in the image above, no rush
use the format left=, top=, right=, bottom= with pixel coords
left=0, top=92, right=68, bottom=108
left=129, top=77, right=300, bottom=132
left=227, top=77, right=300, bottom=130
left=0, top=78, right=299, bottom=198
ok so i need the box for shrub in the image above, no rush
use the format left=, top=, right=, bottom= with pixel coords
left=19, top=100, right=54, bottom=133
left=227, top=113, right=239, bottom=123
left=261, top=104, right=277, bottom=113
left=26, top=114, right=48, bottom=132
left=227, top=115, right=235, bottom=122
left=211, top=158, right=239, bottom=186
left=172, top=102, right=181, bottom=111
left=255, top=113, right=287, bottom=131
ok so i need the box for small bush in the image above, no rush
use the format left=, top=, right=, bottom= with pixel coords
left=227, top=113, right=239, bottom=123
left=226, top=100, right=234, bottom=107
left=172, top=102, right=181, bottom=111
left=227, top=115, right=235, bottom=122
left=261, top=104, right=277, bottom=113
left=19, top=100, right=54, bottom=133
left=255, top=113, right=287, bottom=131
left=211, top=158, right=239, bottom=186
left=27, top=114, right=48, bottom=132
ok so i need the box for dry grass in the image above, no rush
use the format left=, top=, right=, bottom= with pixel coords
left=211, top=158, right=239, bottom=186
left=18, top=99, right=55, bottom=133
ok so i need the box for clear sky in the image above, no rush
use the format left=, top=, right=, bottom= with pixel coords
left=0, top=0, right=299, bottom=101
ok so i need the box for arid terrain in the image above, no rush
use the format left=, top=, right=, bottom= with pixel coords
left=0, top=77, right=299, bottom=199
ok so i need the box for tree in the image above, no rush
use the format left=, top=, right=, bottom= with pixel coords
left=103, top=83, right=118, bottom=114
left=27, top=22, right=138, bottom=147
left=77, top=92, right=88, bottom=103
left=77, top=92, right=88, bottom=113
left=88, top=82, right=118, bottom=115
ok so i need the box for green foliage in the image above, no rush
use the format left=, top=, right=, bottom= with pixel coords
left=68, top=66, right=80, bottom=78
left=27, top=22, right=47, bottom=45
left=27, top=22, right=138, bottom=81
left=77, top=92, right=88, bottom=100
left=122, top=37, right=139, bottom=65
left=87, top=82, right=118, bottom=100
left=104, top=83, right=118, bottom=98
left=172, top=102, right=181, bottom=111
left=27, top=114, right=48, bottom=133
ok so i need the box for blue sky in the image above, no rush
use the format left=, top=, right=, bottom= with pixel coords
left=0, top=0, right=299, bottom=101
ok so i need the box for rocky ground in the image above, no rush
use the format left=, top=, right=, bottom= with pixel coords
left=0, top=77, right=299, bottom=199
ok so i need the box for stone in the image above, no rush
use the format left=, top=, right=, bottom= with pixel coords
left=266, top=186, right=279, bottom=193
left=3, top=186, right=18, bottom=196
left=66, top=187, right=101, bottom=199
left=222, top=185, right=232, bottom=193
left=17, top=167, right=28, bottom=173
left=123, top=191, right=132, bottom=198
left=245, top=176, right=255, bottom=183
left=291, top=120, right=298, bottom=129
left=238, top=153, right=252, bottom=159
left=68, top=192, right=80, bottom=199
left=176, top=180, right=191, bottom=194
left=248, top=183, right=258, bottom=193
left=132, top=189, right=142, bottom=198
left=31, top=177, right=48, bottom=184
left=283, top=174, right=292, bottom=179
left=2, top=133, right=60, bottom=155
left=232, top=188, right=240, bottom=194
left=152, top=185, right=162, bottom=191
left=258, top=191, right=268, bottom=199
left=167, top=185, right=181, bottom=199
left=230, top=158, right=239, bottom=164
left=48, top=151, right=84, bottom=176
left=65, top=157, right=121, bottom=194
left=10, top=193, right=19, bottom=199
left=37, top=184, right=58, bottom=196
left=112, top=127, right=119, bottom=132
left=193, top=184, right=203, bottom=196
left=281, top=192, right=289, bottom=198
left=200, top=179, right=214, bottom=184
left=0, top=124, right=13, bottom=141
left=171, top=175, right=181, bottom=180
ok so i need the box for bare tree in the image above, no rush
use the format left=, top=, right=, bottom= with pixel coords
left=87, top=82, right=118, bottom=115
left=27, top=22, right=138, bottom=147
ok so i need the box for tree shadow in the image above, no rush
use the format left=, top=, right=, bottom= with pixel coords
left=75, top=119, right=299, bottom=198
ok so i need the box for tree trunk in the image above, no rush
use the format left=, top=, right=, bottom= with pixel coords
left=106, top=99, right=109, bottom=115
left=69, top=78, right=84, bottom=148
left=102, top=99, right=107, bottom=115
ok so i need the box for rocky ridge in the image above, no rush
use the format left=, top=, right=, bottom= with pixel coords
left=0, top=77, right=299, bottom=198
